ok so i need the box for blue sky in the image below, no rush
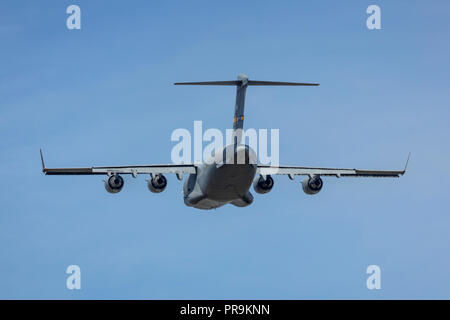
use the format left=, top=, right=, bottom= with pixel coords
left=1, top=0, right=450, bottom=299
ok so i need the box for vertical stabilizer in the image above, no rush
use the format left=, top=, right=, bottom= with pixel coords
left=232, top=74, right=249, bottom=133
left=174, top=74, right=319, bottom=144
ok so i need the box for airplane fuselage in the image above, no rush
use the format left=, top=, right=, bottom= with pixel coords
left=183, top=144, right=257, bottom=210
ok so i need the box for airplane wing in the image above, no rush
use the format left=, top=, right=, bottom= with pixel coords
left=40, top=150, right=195, bottom=177
left=257, top=154, right=410, bottom=178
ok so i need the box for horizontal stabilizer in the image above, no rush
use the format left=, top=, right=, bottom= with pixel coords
left=174, top=79, right=319, bottom=86
left=174, top=81, right=240, bottom=86
left=247, top=80, right=319, bottom=86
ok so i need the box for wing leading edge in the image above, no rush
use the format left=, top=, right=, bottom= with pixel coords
left=257, top=154, right=410, bottom=178
left=40, top=150, right=195, bottom=176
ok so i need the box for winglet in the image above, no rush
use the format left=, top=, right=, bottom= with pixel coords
left=40, top=148, right=46, bottom=173
left=402, top=152, right=411, bottom=175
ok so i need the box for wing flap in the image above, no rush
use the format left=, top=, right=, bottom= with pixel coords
left=43, top=164, right=195, bottom=176
left=44, top=167, right=95, bottom=175
left=257, top=166, right=405, bottom=178
left=92, top=165, right=196, bottom=175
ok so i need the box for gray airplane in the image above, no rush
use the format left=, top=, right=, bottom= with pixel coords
left=40, top=74, right=408, bottom=210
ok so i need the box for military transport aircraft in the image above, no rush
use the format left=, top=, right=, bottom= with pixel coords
left=41, top=74, right=408, bottom=210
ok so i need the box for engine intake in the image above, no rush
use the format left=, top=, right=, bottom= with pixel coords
left=302, top=175, right=323, bottom=195
left=148, top=174, right=167, bottom=193
left=253, top=175, right=274, bottom=194
left=105, top=174, right=124, bottom=194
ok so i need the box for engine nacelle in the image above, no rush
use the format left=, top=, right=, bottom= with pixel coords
left=302, top=175, right=323, bottom=195
left=148, top=174, right=167, bottom=193
left=104, top=174, right=124, bottom=194
left=253, top=175, right=274, bottom=194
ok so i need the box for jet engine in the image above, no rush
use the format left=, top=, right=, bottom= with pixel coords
left=302, top=175, right=323, bottom=195
left=148, top=174, right=167, bottom=193
left=253, top=175, right=274, bottom=194
left=104, top=174, right=124, bottom=194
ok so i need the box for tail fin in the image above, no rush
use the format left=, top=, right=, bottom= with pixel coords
left=174, top=74, right=319, bottom=143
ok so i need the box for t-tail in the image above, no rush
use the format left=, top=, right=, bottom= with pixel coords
left=174, top=74, right=319, bottom=143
